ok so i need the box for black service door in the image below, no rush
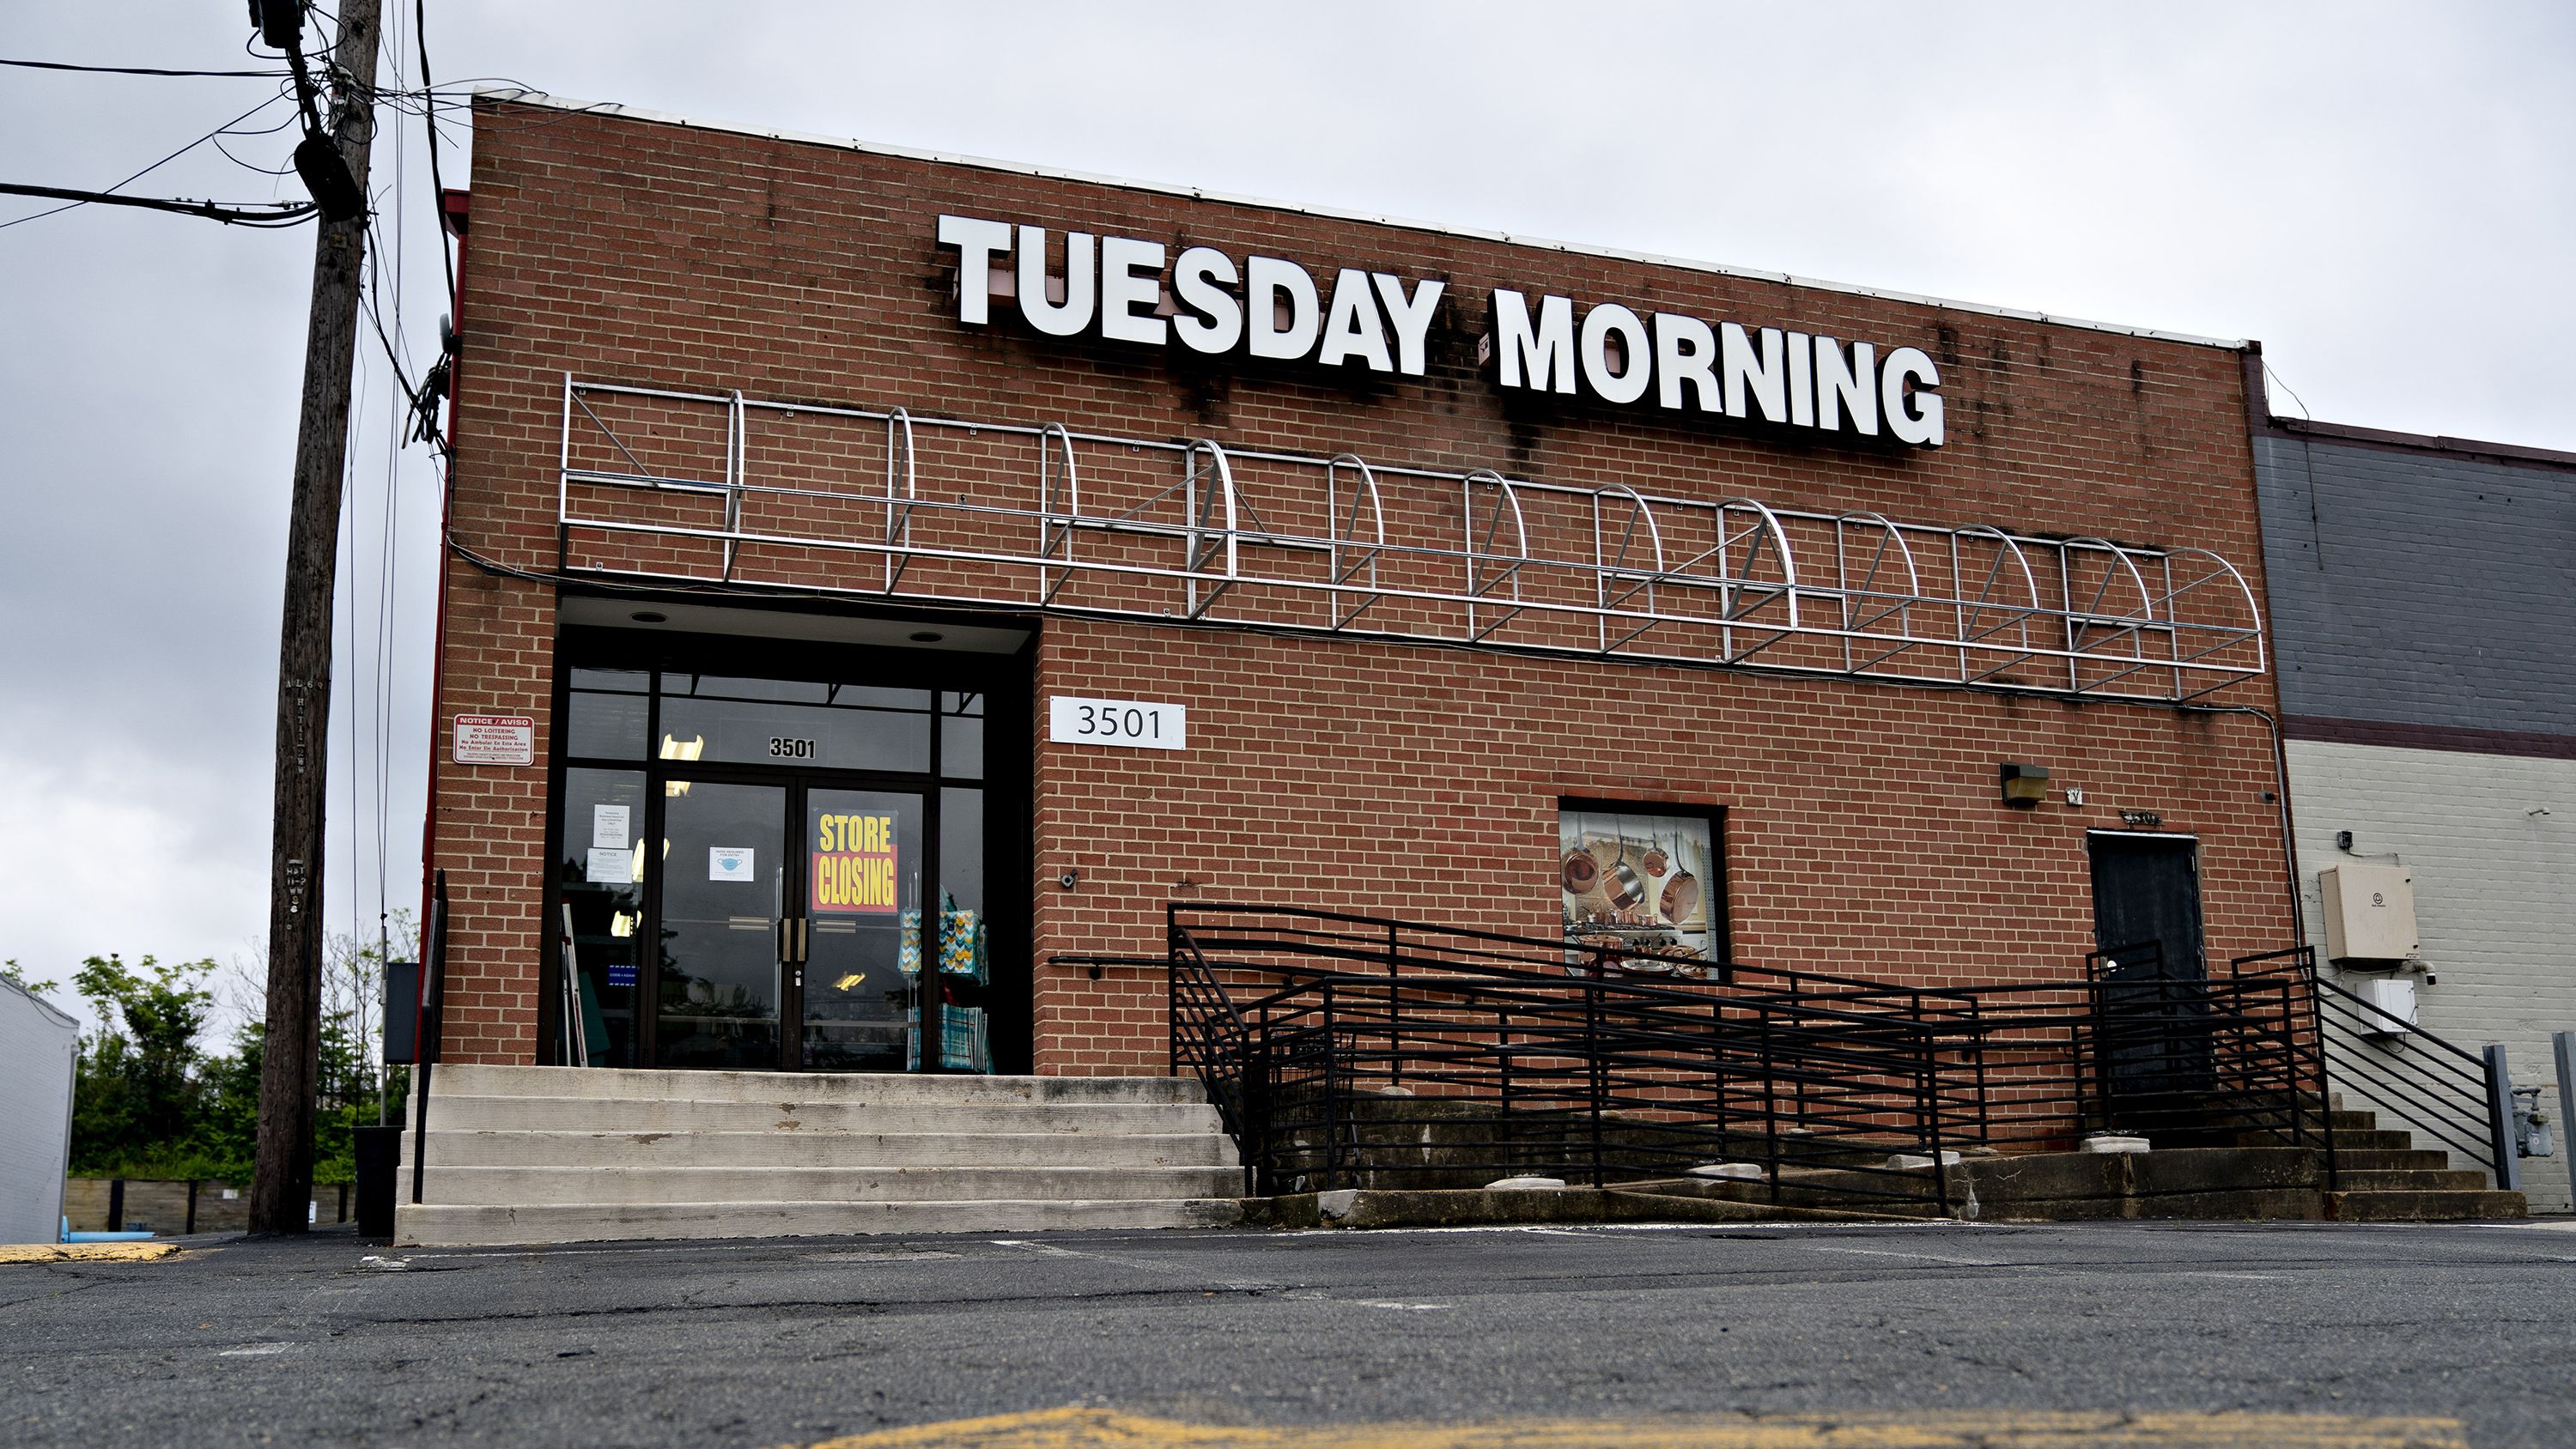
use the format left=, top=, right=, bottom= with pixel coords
left=2087, top=832, right=2212, bottom=1106
left=2087, top=833, right=2206, bottom=979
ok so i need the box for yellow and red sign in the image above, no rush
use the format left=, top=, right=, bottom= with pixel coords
left=811, top=811, right=899, bottom=914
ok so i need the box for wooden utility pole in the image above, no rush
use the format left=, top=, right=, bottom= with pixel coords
left=250, top=0, right=382, bottom=1235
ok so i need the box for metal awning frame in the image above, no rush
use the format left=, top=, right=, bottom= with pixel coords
left=552, top=376, right=2268, bottom=703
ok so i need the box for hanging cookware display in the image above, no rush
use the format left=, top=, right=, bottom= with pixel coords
left=1561, top=849, right=1599, bottom=895
left=1659, top=856, right=1703, bottom=931
left=1601, top=823, right=1643, bottom=913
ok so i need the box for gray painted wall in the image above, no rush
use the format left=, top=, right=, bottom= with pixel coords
left=2252, top=433, right=2576, bottom=735
left=0, top=978, right=79, bottom=1244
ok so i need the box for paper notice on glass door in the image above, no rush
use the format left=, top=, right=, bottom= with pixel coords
left=592, top=803, right=630, bottom=850
left=585, top=848, right=633, bottom=885
left=709, top=846, right=756, bottom=882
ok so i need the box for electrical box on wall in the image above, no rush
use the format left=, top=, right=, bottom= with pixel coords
left=2319, top=863, right=2418, bottom=964
left=2350, top=976, right=2417, bottom=1037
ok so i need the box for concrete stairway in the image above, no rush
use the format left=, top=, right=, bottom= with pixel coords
left=394, top=1064, right=1246, bottom=1246
left=2305, top=1106, right=2525, bottom=1222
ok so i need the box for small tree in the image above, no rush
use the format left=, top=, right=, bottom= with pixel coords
left=65, top=955, right=220, bottom=1179
left=51, top=924, right=412, bottom=1185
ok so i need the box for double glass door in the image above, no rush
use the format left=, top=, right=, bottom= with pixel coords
left=552, top=666, right=993, bottom=1073
left=655, top=777, right=927, bottom=1071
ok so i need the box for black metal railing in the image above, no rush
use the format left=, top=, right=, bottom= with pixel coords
left=2288, top=947, right=2515, bottom=1191
left=408, top=870, right=449, bottom=1207
left=1171, top=904, right=1969, bottom=1210
left=1165, top=905, right=2360, bottom=1215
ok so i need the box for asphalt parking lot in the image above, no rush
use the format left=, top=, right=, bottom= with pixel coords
left=6, top=1217, right=2573, bottom=1446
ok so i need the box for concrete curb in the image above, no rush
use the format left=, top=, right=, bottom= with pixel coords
left=1242, top=1187, right=1920, bottom=1231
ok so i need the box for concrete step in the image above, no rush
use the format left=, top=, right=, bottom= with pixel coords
left=2332, top=1149, right=2454, bottom=1172
left=416, top=1163, right=1247, bottom=1207
left=2327, top=1129, right=2419, bottom=1150
left=424, top=1094, right=1226, bottom=1137
left=2330, top=1169, right=2491, bottom=1192
left=2324, top=1189, right=2526, bottom=1222
left=2215, top=1127, right=2415, bottom=1150
left=414, top=1129, right=1240, bottom=1171
left=394, top=1196, right=1245, bottom=1247
left=427, top=1063, right=1207, bottom=1106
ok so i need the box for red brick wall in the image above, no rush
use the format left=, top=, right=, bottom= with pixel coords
left=430, top=99, right=2286, bottom=1071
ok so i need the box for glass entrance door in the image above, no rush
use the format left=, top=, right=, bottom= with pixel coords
left=559, top=661, right=1002, bottom=1073
left=655, top=779, right=788, bottom=1069
left=799, top=789, right=922, bottom=1070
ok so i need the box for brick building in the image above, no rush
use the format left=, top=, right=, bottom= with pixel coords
left=422, top=92, right=2293, bottom=1082
left=2250, top=410, right=2576, bottom=1210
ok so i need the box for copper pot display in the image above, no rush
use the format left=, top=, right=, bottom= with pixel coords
left=1561, top=851, right=1599, bottom=894
left=1561, top=812, right=1718, bottom=977
left=1659, top=870, right=1701, bottom=928
left=1601, top=855, right=1643, bottom=912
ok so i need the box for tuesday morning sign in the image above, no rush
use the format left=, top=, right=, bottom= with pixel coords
left=937, top=214, right=1944, bottom=448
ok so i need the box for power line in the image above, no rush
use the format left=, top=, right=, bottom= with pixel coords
left=0, top=57, right=289, bottom=77
left=0, top=181, right=315, bottom=225
left=0, top=88, right=300, bottom=231
left=411, top=0, right=456, bottom=301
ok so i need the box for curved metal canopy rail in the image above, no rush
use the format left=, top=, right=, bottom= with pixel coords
left=554, top=376, right=2265, bottom=703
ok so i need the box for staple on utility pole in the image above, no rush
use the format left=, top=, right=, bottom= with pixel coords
left=250, top=0, right=381, bottom=1236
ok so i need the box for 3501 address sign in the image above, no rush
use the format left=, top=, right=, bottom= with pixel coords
left=1048, top=696, right=1187, bottom=750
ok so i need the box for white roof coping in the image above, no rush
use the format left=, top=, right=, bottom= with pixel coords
left=468, top=88, right=2251, bottom=354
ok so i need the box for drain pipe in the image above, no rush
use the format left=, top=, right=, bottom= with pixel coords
left=2182, top=703, right=2306, bottom=949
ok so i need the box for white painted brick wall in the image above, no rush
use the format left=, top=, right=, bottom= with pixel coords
left=2287, top=739, right=2576, bottom=1210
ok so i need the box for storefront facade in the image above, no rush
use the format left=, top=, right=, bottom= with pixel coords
left=426, top=93, right=2293, bottom=1076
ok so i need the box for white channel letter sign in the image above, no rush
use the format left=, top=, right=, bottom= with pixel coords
left=935, top=214, right=1942, bottom=446
left=451, top=714, right=535, bottom=766
left=1049, top=696, right=1187, bottom=750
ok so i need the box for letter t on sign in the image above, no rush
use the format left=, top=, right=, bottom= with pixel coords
left=938, top=215, right=1014, bottom=325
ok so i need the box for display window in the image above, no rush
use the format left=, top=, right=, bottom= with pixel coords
left=1558, top=801, right=1728, bottom=974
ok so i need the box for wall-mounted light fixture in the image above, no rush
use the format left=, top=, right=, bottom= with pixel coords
left=1998, top=762, right=2050, bottom=809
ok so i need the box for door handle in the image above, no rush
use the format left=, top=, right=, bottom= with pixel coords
left=793, top=919, right=810, bottom=963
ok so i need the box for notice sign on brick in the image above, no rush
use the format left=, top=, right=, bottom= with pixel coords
left=451, top=714, right=535, bottom=767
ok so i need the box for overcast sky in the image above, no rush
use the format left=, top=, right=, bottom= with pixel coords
left=3, top=3, right=2570, bottom=1027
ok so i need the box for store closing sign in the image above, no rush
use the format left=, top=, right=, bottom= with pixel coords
left=937, top=215, right=1942, bottom=446
left=813, top=811, right=901, bottom=913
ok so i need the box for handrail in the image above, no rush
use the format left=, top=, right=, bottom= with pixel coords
left=1167, top=906, right=2347, bottom=1211
left=408, top=870, right=449, bottom=1207
left=2306, top=965, right=2511, bottom=1186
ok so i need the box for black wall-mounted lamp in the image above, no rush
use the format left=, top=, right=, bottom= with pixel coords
left=1998, top=762, right=2050, bottom=809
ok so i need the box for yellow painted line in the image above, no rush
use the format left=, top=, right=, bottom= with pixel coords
left=797, top=1405, right=2468, bottom=1449
left=0, top=1241, right=181, bottom=1264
